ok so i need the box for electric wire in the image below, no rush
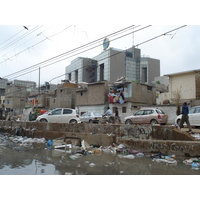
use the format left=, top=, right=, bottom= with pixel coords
left=2, top=25, right=138, bottom=79
left=0, top=25, right=73, bottom=65
left=0, top=25, right=44, bottom=52
left=45, top=25, right=188, bottom=83
left=3, top=25, right=187, bottom=96
left=5, top=25, right=146, bottom=80
left=0, top=25, right=30, bottom=46
left=5, top=25, right=186, bottom=81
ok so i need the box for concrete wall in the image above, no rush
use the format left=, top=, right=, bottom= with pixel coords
left=130, top=82, right=156, bottom=105
left=1, top=121, right=200, bottom=156
left=195, top=72, right=200, bottom=99
left=169, top=73, right=196, bottom=103
left=76, top=82, right=109, bottom=106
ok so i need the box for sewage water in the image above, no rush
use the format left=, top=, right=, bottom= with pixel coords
left=0, top=143, right=200, bottom=175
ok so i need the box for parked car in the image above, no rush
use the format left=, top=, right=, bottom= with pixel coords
left=36, top=108, right=81, bottom=123
left=80, top=112, right=102, bottom=123
left=175, top=106, right=200, bottom=127
left=124, top=108, right=168, bottom=125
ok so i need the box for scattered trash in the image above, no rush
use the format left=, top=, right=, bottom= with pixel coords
left=46, top=140, right=53, bottom=147
left=69, top=155, right=79, bottom=160
left=65, top=172, right=73, bottom=175
left=136, top=152, right=144, bottom=157
left=190, top=133, right=200, bottom=140
left=89, top=163, right=96, bottom=167
left=123, top=154, right=135, bottom=159
left=151, top=152, right=177, bottom=165
left=81, top=140, right=90, bottom=150
left=89, top=149, right=101, bottom=154
left=183, top=158, right=200, bottom=170
left=117, top=144, right=126, bottom=149
left=54, top=144, right=72, bottom=149
left=191, top=162, right=199, bottom=170
left=118, top=154, right=135, bottom=159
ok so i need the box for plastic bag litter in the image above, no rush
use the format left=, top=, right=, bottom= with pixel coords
left=136, top=153, right=144, bottom=157
left=191, top=162, right=199, bottom=170
left=89, top=163, right=96, bottom=167
left=152, top=158, right=177, bottom=165
left=69, top=155, right=79, bottom=160
left=117, top=144, right=126, bottom=149
left=81, top=140, right=90, bottom=150
left=118, top=154, right=135, bottom=159
left=183, top=158, right=200, bottom=165
left=65, top=172, right=73, bottom=175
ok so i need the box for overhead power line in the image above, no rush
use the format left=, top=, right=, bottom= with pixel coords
left=0, top=26, right=29, bottom=46
left=0, top=25, right=44, bottom=52
left=2, top=25, right=187, bottom=83
left=3, top=25, right=139, bottom=80
left=3, top=25, right=187, bottom=96
left=0, top=25, right=73, bottom=65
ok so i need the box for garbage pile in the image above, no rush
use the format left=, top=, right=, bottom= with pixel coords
left=190, top=132, right=200, bottom=140
left=50, top=139, right=145, bottom=160
left=0, top=133, right=46, bottom=152
left=150, top=152, right=177, bottom=165
left=183, top=158, right=200, bottom=170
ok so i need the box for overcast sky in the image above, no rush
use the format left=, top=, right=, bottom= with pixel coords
left=0, top=1, right=199, bottom=86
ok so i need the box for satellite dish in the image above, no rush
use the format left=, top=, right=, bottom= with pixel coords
left=103, top=38, right=110, bottom=50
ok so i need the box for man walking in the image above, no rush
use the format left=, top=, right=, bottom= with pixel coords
left=179, top=102, right=192, bottom=133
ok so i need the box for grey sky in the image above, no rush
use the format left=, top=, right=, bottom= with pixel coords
left=0, top=1, right=199, bottom=85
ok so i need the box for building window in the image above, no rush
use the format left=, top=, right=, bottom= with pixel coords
left=122, top=107, right=126, bottom=113
left=141, top=67, right=147, bottom=82
left=75, top=70, right=78, bottom=83
left=69, top=73, right=71, bottom=81
left=100, top=64, right=104, bottom=81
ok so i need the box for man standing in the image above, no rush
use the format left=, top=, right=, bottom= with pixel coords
left=179, top=102, right=192, bottom=133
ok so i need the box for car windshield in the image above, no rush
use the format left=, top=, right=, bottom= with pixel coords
left=135, top=110, right=144, bottom=116
left=156, top=109, right=165, bottom=114
left=195, top=107, right=200, bottom=113
left=189, top=108, right=195, bottom=114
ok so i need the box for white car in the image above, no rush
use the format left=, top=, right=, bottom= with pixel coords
left=80, top=112, right=102, bottom=123
left=175, top=106, right=200, bottom=127
left=36, top=108, right=81, bottom=123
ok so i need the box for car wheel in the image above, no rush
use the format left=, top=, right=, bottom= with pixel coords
left=150, top=119, right=158, bottom=126
left=69, top=119, right=77, bottom=123
left=40, top=118, right=48, bottom=122
left=89, top=119, right=93, bottom=123
left=125, top=119, right=132, bottom=124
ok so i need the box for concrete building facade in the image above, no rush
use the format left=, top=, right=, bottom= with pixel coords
left=65, top=47, right=160, bottom=85
left=76, top=81, right=156, bottom=120
left=164, top=69, right=200, bottom=105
